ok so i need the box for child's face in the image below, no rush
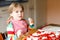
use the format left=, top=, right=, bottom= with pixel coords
left=11, top=7, right=23, bottom=20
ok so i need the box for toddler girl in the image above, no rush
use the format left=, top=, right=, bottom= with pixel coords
left=7, top=2, right=28, bottom=40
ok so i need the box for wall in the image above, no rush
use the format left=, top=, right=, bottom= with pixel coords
left=36, top=0, right=47, bottom=27
left=47, top=0, right=60, bottom=24
left=0, top=6, right=9, bottom=33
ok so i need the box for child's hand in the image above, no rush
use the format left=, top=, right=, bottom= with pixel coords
left=28, top=18, right=34, bottom=29
left=17, top=30, right=22, bottom=38
left=28, top=18, right=34, bottom=25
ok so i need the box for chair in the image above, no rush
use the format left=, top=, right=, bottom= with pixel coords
left=0, top=33, right=3, bottom=40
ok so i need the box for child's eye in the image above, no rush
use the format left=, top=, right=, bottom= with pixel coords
left=16, top=11, right=18, bottom=13
left=20, top=11, right=23, bottom=13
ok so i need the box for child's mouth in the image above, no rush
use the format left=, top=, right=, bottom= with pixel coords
left=19, top=16, right=22, bottom=17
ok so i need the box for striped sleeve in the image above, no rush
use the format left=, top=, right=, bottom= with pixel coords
left=7, top=22, right=14, bottom=34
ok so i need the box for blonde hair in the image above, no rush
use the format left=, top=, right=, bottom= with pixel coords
left=7, top=2, right=24, bottom=24
left=8, top=2, right=24, bottom=14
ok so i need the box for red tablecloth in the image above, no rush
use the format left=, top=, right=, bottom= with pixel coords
left=24, top=29, right=60, bottom=40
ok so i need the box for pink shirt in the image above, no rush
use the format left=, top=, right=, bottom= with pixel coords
left=11, top=19, right=28, bottom=34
